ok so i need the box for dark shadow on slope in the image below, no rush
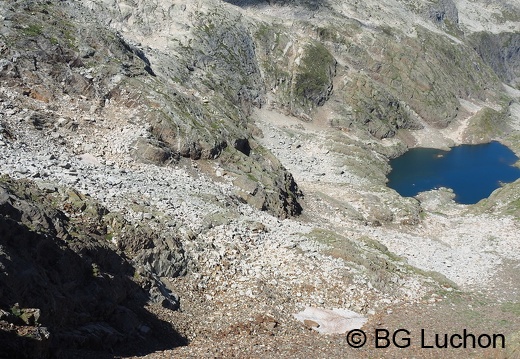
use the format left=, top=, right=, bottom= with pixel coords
left=0, top=194, right=186, bottom=359
left=223, top=0, right=325, bottom=10
left=469, top=32, right=520, bottom=87
left=234, top=138, right=251, bottom=156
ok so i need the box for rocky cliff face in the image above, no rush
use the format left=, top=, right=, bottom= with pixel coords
left=0, top=177, right=186, bottom=358
left=470, top=31, right=520, bottom=87
left=0, top=0, right=302, bottom=218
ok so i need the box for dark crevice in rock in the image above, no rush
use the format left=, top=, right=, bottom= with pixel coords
left=234, top=138, right=251, bottom=156
left=116, top=33, right=156, bottom=77
left=426, top=0, right=459, bottom=25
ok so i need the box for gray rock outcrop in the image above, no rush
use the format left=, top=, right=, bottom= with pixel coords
left=0, top=177, right=186, bottom=358
left=469, top=32, right=520, bottom=87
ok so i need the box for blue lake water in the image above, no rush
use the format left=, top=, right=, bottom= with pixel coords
left=387, top=141, right=520, bottom=204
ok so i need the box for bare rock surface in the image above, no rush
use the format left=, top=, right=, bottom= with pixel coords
left=293, top=307, right=367, bottom=334
left=0, top=177, right=186, bottom=358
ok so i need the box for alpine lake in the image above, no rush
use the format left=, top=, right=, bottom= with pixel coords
left=387, top=141, right=520, bottom=204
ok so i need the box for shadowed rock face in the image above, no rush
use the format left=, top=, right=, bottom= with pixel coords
left=470, top=32, right=520, bottom=87
left=0, top=178, right=186, bottom=358
left=223, top=0, right=324, bottom=9
left=426, top=0, right=459, bottom=26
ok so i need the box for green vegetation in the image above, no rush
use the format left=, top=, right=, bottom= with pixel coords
left=307, top=229, right=403, bottom=290
left=294, top=42, right=334, bottom=106
left=414, top=267, right=458, bottom=290
left=10, top=304, right=21, bottom=317
left=62, top=28, right=77, bottom=49
left=307, top=228, right=458, bottom=291
left=21, top=24, right=43, bottom=37
left=465, top=107, right=508, bottom=143
left=91, top=263, right=101, bottom=278
left=501, top=302, right=520, bottom=315
left=470, top=172, right=520, bottom=219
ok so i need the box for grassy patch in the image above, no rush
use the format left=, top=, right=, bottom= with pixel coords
left=21, top=24, right=43, bottom=37
left=294, top=42, right=334, bottom=106
left=411, top=265, right=459, bottom=290
left=501, top=302, right=520, bottom=315
left=307, top=229, right=406, bottom=290
left=465, top=107, right=508, bottom=142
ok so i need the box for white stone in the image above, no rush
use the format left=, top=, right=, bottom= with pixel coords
left=293, top=307, right=368, bottom=335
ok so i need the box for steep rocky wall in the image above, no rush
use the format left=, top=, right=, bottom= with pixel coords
left=469, top=31, right=520, bottom=87
left=251, top=5, right=505, bottom=138
left=254, top=25, right=337, bottom=119
left=71, top=0, right=515, bottom=142
left=0, top=177, right=186, bottom=357
left=425, top=0, right=459, bottom=26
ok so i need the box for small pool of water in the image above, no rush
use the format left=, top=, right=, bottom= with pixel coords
left=387, top=141, right=520, bottom=204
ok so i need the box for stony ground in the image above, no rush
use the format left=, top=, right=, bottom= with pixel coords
left=3, top=79, right=520, bottom=357
left=127, top=104, right=520, bottom=358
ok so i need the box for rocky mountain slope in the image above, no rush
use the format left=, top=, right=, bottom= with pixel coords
left=0, top=177, right=186, bottom=358
left=1, top=0, right=520, bottom=357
